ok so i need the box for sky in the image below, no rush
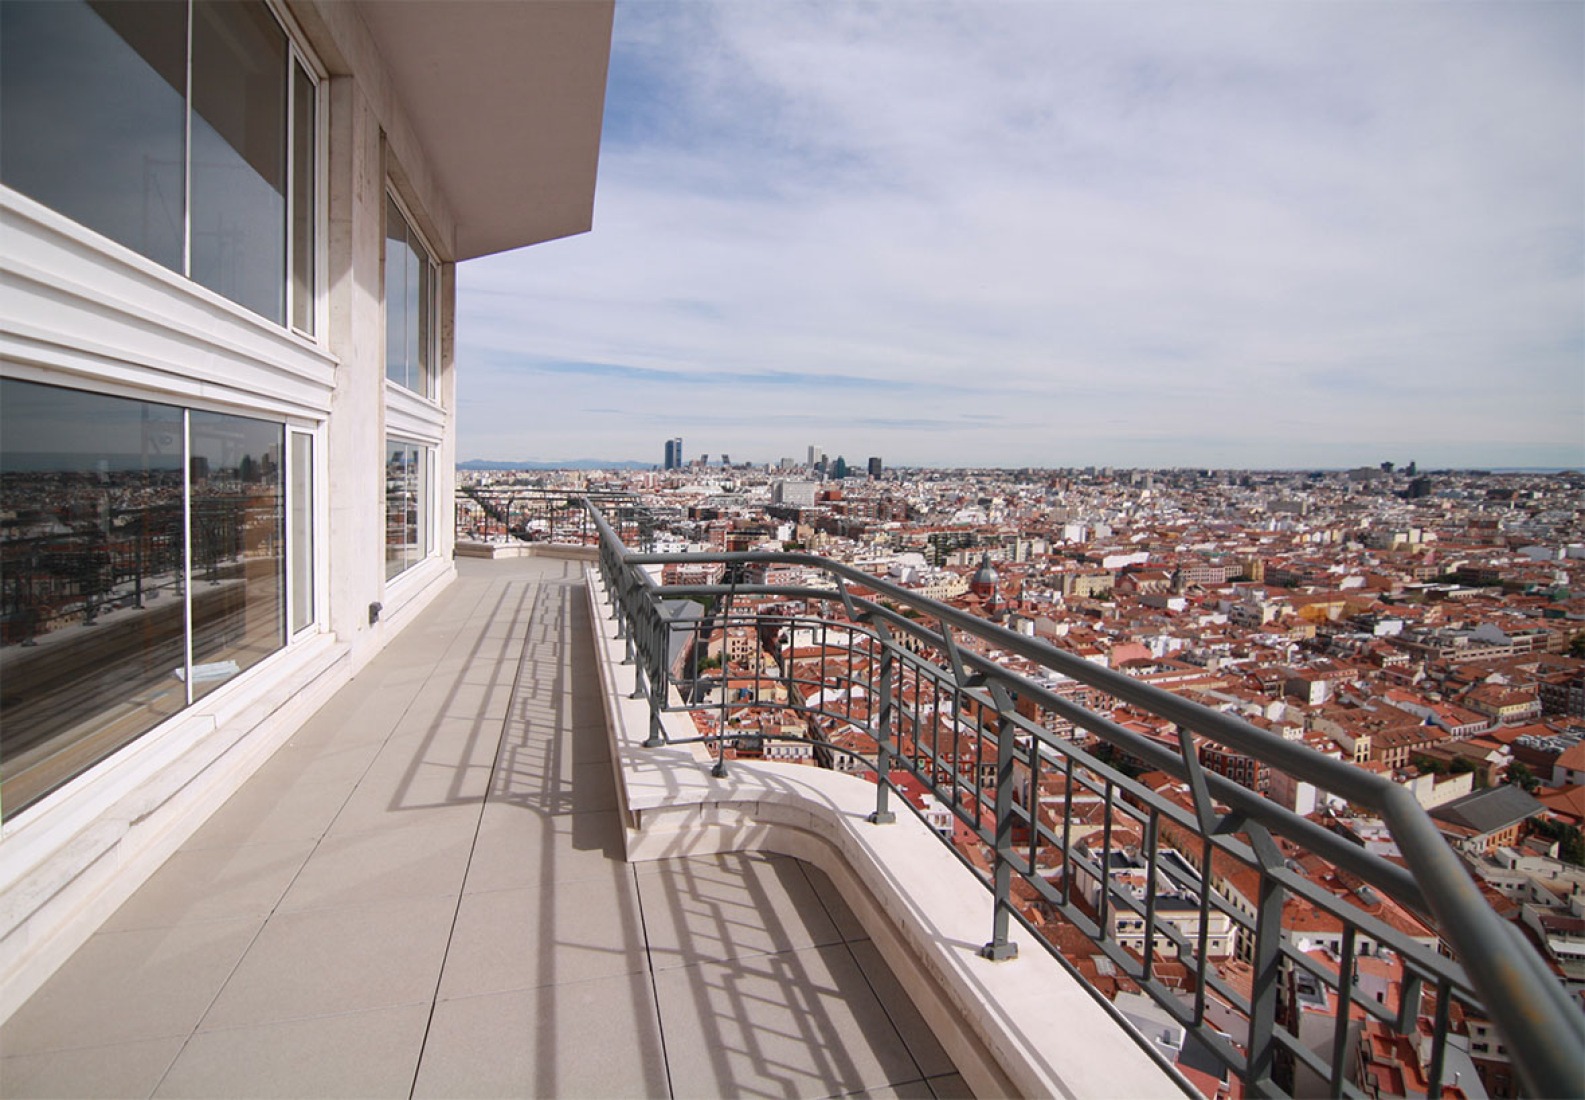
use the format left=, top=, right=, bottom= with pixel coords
left=456, top=1, right=1584, bottom=471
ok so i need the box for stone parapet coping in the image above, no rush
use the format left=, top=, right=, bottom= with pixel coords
left=585, top=566, right=1190, bottom=1100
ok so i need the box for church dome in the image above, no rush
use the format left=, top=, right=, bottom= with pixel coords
left=970, top=552, right=999, bottom=599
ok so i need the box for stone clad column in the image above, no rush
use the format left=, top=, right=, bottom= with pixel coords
left=324, top=74, right=387, bottom=672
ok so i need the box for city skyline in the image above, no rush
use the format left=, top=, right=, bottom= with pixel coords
left=457, top=1, right=1583, bottom=471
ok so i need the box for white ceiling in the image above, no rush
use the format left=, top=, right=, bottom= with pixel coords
left=356, top=0, right=615, bottom=261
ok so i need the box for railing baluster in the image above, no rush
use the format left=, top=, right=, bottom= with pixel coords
left=1025, top=739, right=1040, bottom=906
left=1098, top=776, right=1115, bottom=941
left=870, top=622, right=896, bottom=825
left=1426, top=978, right=1452, bottom=1100
left=1328, top=925, right=1357, bottom=1099
left=1141, top=808, right=1159, bottom=983
left=1195, top=833, right=1213, bottom=1029
left=981, top=681, right=1019, bottom=961
left=1061, top=753, right=1075, bottom=909
left=1246, top=823, right=1287, bottom=1095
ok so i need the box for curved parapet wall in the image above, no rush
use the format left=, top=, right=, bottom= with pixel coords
left=586, top=566, right=1190, bottom=1100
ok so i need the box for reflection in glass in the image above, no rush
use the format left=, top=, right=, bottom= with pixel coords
left=385, top=198, right=434, bottom=396
left=386, top=196, right=410, bottom=390
left=1, top=379, right=188, bottom=817
left=0, top=0, right=187, bottom=270
left=0, top=382, right=290, bottom=820
left=188, top=411, right=284, bottom=702
left=190, top=0, right=287, bottom=324
left=385, top=440, right=431, bottom=580
left=291, top=61, right=316, bottom=335
left=1, top=0, right=313, bottom=330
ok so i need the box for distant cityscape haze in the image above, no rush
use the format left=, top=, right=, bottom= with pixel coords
left=457, top=1, right=1583, bottom=471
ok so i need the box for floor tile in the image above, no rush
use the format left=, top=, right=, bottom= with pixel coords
left=250, top=731, right=385, bottom=788
left=0, top=919, right=261, bottom=1055
left=494, top=756, right=616, bottom=815
left=155, top=1004, right=431, bottom=1099
left=652, top=944, right=920, bottom=1098
left=827, top=1083, right=936, bottom=1100
left=390, top=714, right=508, bottom=766
left=637, top=852, right=841, bottom=969
left=463, top=804, right=626, bottom=894
left=199, top=895, right=455, bottom=1030
left=182, top=773, right=351, bottom=850
left=803, top=862, right=870, bottom=943
left=438, top=874, right=646, bottom=999
left=327, top=777, right=486, bottom=836
left=0, top=1035, right=184, bottom=1099
left=412, top=974, right=668, bottom=1099
left=277, top=814, right=476, bottom=911
left=848, top=938, right=957, bottom=1079
left=927, top=1071, right=976, bottom=1098
left=102, top=839, right=317, bottom=932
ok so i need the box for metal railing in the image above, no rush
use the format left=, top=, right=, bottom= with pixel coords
left=584, top=504, right=1581, bottom=1099
left=456, top=486, right=645, bottom=547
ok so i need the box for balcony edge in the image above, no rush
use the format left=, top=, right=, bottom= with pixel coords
left=584, top=566, right=1193, bottom=1100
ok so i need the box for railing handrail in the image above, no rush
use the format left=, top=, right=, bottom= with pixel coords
left=583, top=503, right=1582, bottom=1099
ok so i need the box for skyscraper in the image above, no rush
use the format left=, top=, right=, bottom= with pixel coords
left=663, top=437, right=683, bottom=469
left=868, top=456, right=883, bottom=478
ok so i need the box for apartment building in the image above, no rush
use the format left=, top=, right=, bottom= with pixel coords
left=0, top=0, right=613, bottom=1016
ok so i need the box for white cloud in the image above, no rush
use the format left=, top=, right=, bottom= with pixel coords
left=457, top=1, right=1584, bottom=469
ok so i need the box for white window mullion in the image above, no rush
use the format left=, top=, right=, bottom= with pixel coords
left=181, top=0, right=194, bottom=278
left=181, top=408, right=194, bottom=705
left=284, top=47, right=295, bottom=333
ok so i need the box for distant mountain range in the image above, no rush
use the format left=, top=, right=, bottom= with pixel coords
left=458, top=458, right=651, bottom=471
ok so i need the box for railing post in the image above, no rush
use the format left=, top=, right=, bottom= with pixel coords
left=614, top=568, right=629, bottom=638
left=1245, top=824, right=1286, bottom=1096
left=643, top=608, right=667, bottom=746
left=980, top=681, right=1019, bottom=962
left=869, top=622, right=896, bottom=825
left=630, top=613, right=645, bottom=700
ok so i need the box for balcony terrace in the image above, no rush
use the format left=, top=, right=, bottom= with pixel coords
left=0, top=554, right=982, bottom=1097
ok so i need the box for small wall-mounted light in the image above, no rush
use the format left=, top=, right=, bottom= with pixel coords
left=369, top=601, right=383, bottom=625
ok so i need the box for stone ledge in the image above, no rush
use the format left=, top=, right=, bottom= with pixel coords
left=455, top=540, right=598, bottom=561
left=585, top=566, right=1190, bottom=1100
left=0, top=633, right=351, bottom=1024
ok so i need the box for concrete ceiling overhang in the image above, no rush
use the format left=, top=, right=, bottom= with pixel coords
left=356, top=0, right=614, bottom=261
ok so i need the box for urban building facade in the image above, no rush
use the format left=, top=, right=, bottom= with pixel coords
left=0, top=0, right=613, bottom=1017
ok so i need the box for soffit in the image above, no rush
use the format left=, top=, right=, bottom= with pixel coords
left=355, top=0, right=613, bottom=261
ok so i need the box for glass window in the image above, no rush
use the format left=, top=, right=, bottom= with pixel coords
left=188, top=410, right=284, bottom=700
left=289, top=431, right=313, bottom=633
left=385, top=197, right=436, bottom=397
left=384, top=439, right=431, bottom=579
left=290, top=61, right=316, bottom=335
left=190, top=0, right=287, bottom=324
left=0, top=0, right=188, bottom=270
left=0, top=1, right=314, bottom=330
left=0, top=378, right=292, bottom=821
left=1, top=379, right=188, bottom=817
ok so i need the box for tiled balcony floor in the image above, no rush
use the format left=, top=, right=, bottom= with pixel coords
left=0, top=557, right=969, bottom=1099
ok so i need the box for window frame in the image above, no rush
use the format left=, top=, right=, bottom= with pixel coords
left=383, top=434, right=436, bottom=582
left=285, top=44, right=322, bottom=339
left=0, top=375, right=297, bottom=818
left=285, top=423, right=321, bottom=638
left=0, top=0, right=323, bottom=338
left=383, top=187, right=441, bottom=401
